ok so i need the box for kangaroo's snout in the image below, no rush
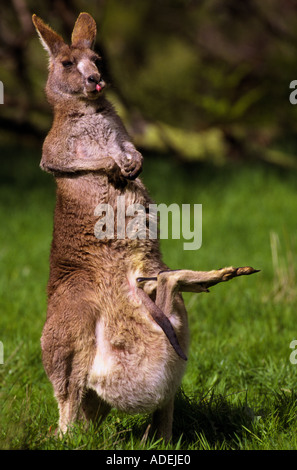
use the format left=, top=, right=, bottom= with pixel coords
left=85, top=72, right=103, bottom=92
left=77, top=59, right=105, bottom=95
left=87, top=74, right=106, bottom=93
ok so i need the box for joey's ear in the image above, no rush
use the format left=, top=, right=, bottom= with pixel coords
left=71, top=12, right=97, bottom=49
left=32, top=14, right=64, bottom=56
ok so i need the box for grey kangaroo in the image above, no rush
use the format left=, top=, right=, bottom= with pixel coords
left=32, top=12, right=258, bottom=442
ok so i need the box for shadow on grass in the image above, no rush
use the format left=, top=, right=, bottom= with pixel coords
left=112, top=388, right=257, bottom=450
left=172, top=388, right=255, bottom=448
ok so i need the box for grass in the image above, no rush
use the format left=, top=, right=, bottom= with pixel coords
left=1, top=144, right=297, bottom=450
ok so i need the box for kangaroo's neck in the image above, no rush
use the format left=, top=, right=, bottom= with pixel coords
left=49, top=94, right=109, bottom=118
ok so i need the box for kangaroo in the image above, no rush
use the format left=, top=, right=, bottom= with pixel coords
left=32, top=12, right=258, bottom=442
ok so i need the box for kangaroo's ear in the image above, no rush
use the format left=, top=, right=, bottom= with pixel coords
left=71, top=12, right=97, bottom=49
left=32, top=14, right=64, bottom=57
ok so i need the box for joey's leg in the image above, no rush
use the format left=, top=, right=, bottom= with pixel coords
left=151, top=397, right=175, bottom=443
left=136, top=284, right=187, bottom=361
left=136, top=266, right=258, bottom=360
left=138, top=266, right=259, bottom=318
left=163, top=265, right=259, bottom=292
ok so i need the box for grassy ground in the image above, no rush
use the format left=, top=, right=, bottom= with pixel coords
left=1, top=145, right=297, bottom=450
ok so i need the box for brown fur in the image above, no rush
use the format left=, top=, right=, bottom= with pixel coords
left=33, top=12, right=258, bottom=442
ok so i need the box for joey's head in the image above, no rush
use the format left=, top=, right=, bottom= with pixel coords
left=32, top=13, right=106, bottom=107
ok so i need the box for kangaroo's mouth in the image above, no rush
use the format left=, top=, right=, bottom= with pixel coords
left=87, top=80, right=106, bottom=99
left=94, top=80, right=105, bottom=93
left=95, top=83, right=104, bottom=92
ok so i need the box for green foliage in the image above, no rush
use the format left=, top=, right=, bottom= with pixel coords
left=1, top=147, right=297, bottom=450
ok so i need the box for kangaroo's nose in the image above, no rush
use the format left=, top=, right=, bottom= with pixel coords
left=87, top=74, right=99, bottom=84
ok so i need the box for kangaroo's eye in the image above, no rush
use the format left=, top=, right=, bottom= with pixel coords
left=62, top=60, right=74, bottom=68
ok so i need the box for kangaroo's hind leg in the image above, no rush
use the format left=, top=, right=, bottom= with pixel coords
left=41, top=291, right=98, bottom=435
left=150, top=396, right=175, bottom=443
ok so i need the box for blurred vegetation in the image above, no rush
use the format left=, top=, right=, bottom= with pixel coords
left=2, top=0, right=297, bottom=166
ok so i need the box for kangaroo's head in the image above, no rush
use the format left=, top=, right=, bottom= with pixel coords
left=32, top=13, right=106, bottom=107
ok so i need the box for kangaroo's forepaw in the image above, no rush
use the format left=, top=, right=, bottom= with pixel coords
left=120, top=151, right=143, bottom=180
